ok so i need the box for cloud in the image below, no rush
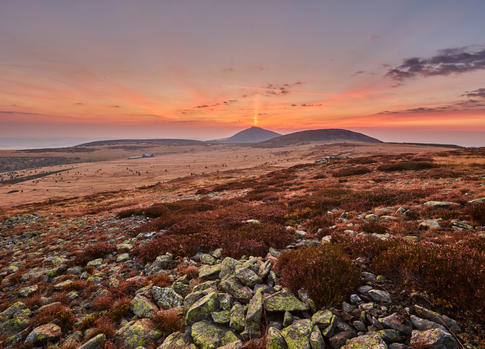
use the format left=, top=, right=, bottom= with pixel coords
left=386, top=45, right=485, bottom=81
left=463, top=88, right=485, bottom=99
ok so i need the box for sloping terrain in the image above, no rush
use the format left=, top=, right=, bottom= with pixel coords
left=0, top=146, right=484, bottom=348
left=214, top=127, right=281, bottom=143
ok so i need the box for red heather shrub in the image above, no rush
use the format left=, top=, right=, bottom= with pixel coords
left=92, top=293, right=113, bottom=311
left=150, top=274, right=171, bottom=287
left=87, top=316, right=116, bottom=339
left=109, top=297, right=132, bottom=321
left=333, top=166, right=372, bottom=177
left=74, top=242, right=116, bottom=265
left=276, top=244, right=360, bottom=308
left=361, top=221, right=388, bottom=235
left=377, top=161, right=438, bottom=172
left=178, top=265, right=199, bottom=279
left=467, top=202, right=485, bottom=225
left=371, top=240, right=485, bottom=319
left=152, top=309, right=183, bottom=335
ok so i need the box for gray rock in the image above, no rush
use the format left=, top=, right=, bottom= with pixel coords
left=410, top=328, right=458, bottom=349
left=281, top=319, right=313, bottom=349
left=342, top=333, right=388, bottom=349
left=246, top=289, right=263, bottom=337
left=153, top=286, right=183, bottom=309
left=368, top=289, right=392, bottom=304
left=378, top=313, right=411, bottom=335
left=79, top=333, right=106, bottom=349
left=264, top=289, right=309, bottom=312
left=410, top=315, right=446, bottom=331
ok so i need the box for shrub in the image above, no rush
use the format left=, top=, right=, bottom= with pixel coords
left=76, top=314, right=97, bottom=331
left=377, top=161, right=438, bottom=172
left=152, top=309, right=183, bottom=335
left=333, top=166, right=372, bottom=177
left=86, top=316, right=116, bottom=340
left=31, top=303, right=74, bottom=329
left=109, top=297, right=132, bottom=321
left=74, top=242, right=116, bottom=265
left=150, top=274, right=171, bottom=287
left=276, top=245, right=360, bottom=308
left=178, top=265, right=199, bottom=279
left=467, top=202, right=485, bottom=225
left=92, top=293, right=113, bottom=311
left=361, top=222, right=387, bottom=235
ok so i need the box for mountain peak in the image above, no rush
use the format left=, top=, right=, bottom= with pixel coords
left=215, top=127, right=281, bottom=143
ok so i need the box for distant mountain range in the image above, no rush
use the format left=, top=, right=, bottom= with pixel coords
left=213, top=127, right=281, bottom=143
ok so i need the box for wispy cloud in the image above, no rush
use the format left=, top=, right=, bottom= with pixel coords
left=386, top=45, right=485, bottom=81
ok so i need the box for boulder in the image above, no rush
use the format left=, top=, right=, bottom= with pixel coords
left=115, top=318, right=162, bottom=349
left=264, top=289, right=309, bottom=312
left=368, top=289, right=392, bottom=304
left=153, top=286, right=184, bottom=309
left=24, top=323, right=62, bottom=345
left=311, top=309, right=336, bottom=337
left=220, top=276, right=253, bottom=303
left=266, top=327, right=288, bottom=349
left=185, top=291, right=219, bottom=325
left=410, top=328, right=458, bottom=349
left=342, top=334, right=388, bottom=349
left=229, top=303, right=246, bottom=332
left=246, top=289, right=263, bottom=337
left=281, top=319, right=313, bottom=349
left=191, top=320, right=240, bottom=349
left=157, top=331, right=196, bottom=349
left=79, top=333, right=106, bottom=349
left=130, top=294, right=158, bottom=318
left=378, top=313, right=411, bottom=335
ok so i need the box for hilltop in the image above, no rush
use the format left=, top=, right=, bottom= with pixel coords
left=257, top=129, right=382, bottom=147
left=214, top=127, right=281, bottom=143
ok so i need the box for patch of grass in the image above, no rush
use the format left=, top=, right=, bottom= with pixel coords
left=73, top=242, right=116, bottom=265
left=467, top=202, right=485, bottom=225
left=150, top=274, right=172, bottom=287
left=361, top=221, right=388, bottom=234
left=276, top=244, right=360, bottom=308
left=109, top=297, right=132, bottom=321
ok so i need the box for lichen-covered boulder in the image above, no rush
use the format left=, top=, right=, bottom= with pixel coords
left=79, top=333, right=106, bottom=349
left=153, top=286, right=184, bottom=309
left=0, top=301, right=31, bottom=336
left=191, top=320, right=240, bottom=349
left=18, top=285, right=39, bottom=297
left=264, top=289, right=309, bottom=312
left=184, top=289, right=213, bottom=309
left=342, top=334, right=388, bottom=349
left=219, top=257, right=242, bottom=279
left=212, top=310, right=230, bottom=324
left=220, top=276, right=253, bottom=303
left=185, top=291, right=219, bottom=325
left=309, top=326, right=325, bottom=349
left=267, top=327, right=288, bottom=349
left=414, top=305, right=460, bottom=333
left=311, top=309, right=336, bottom=337
left=24, top=323, right=62, bottom=345
left=368, top=289, right=392, bottom=304
left=410, top=328, right=458, bottom=349
left=378, top=313, right=411, bottom=335
left=235, top=265, right=262, bottom=287
left=199, top=263, right=222, bottom=280
left=131, top=294, right=158, bottom=318
left=115, top=318, right=162, bottom=349
left=157, top=331, right=196, bottom=349
left=246, top=289, right=263, bottom=337
left=281, top=319, right=313, bottom=349
left=229, top=303, right=246, bottom=333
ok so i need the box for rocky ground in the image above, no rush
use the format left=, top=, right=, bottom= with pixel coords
left=0, top=148, right=484, bottom=348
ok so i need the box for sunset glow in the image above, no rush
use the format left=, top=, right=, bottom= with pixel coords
left=1, top=1, right=485, bottom=147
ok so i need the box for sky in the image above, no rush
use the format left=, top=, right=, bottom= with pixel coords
left=1, top=0, right=485, bottom=148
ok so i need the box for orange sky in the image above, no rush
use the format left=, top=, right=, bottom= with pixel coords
left=1, top=1, right=485, bottom=147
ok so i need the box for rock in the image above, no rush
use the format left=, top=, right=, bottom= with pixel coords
left=414, top=305, right=460, bottom=333
left=410, top=328, right=458, bottom=349
left=266, top=327, right=288, bottom=349
left=185, top=291, right=219, bottom=325
left=328, top=331, right=356, bottom=349
left=130, top=295, right=158, bottom=318
left=410, top=315, right=446, bottom=331
left=191, top=320, right=240, bottom=349
left=295, top=230, right=307, bottom=238
left=246, top=289, right=263, bottom=337
left=353, top=320, right=366, bottom=332
left=321, top=236, right=332, bottom=244
left=24, top=323, right=62, bottom=345
left=115, top=318, right=162, bottom=349
left=184, top=289, right=213, bottom=309
left=79, top=333, right=106, bottom=349
left=229, top=303, right=246, bottom=332
left=309, top=326, right=325, bottom=349
left=199, top=263, right=222, bottom=280
left=264, top=289, right=309, bottom=312
left=220, top=257, right=242, bottom=279
left=424, top=201, right=458, bottom=208
left=376, top=329, right=405, bottom=343
left=368, top=289, right=392, bottom=304
left=0, top=301, right=31, bottom=335
left=220, top=276, right=253, bottom=303
left=468, top=197, right=485, bottom=204
left=378, top=313, right=411, bottom=335
left=283, top=311, right=293, bottom=327
left=200, top=253, right=216, bottom=265
left=342, top=334, right=388, bottom=349
left=18, top=285, right=38, bottom=297
left=419, top=219, right=441, bottom=230
left=259, top=260, right=272, bottom=279
left=218, top=293, right=232, bottom=311
left=116, top=253, right=130, bottom=262
left=235, top=265, right=262, bottom=287
left=361, top=272, right=376, bottom=282
left=311, top=309, right=336, bottom=337
left=212, top=310, right=230, bottom=324
left=153, top=286, right=184, bottom=309
left=157, top=331, right=196, bottom=349
left=87, top=258, right=103, bottom=266
left=281, top=319, right=313, bottom=349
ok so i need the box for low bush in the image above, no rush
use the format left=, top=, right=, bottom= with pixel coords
left=276, top=244, right=360, bottom=308
left=152, top=309, right=183, bottom=335
left=31, top=303, right=74, bottom=329
left=467, top=202, right=485, bottom=225
left=150, top=274, right=172, bottom=287
left=361, top=221, right=387, bottom=234
left=377, top=161, right=438, bottom=172
left=333, top=166, right=372, bottom=177
left=86, top=316, right=116, bottom=340
left=73, top=242, right=116, bottom=265
left=109, top=297, right=132, bottom=321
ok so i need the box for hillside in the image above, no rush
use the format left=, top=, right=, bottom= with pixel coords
left=215, top=127, right=281, bottom=143
left=257, top=129, right=381, bottom=147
